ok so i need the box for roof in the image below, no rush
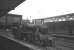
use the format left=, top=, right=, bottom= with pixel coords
left=0, top=0, right=26, bottom=10
left=6, top=14, right=22, bottom=17
left=33, top=13, right=74, bottom=20
left=0, top=0, right=26, bottom=16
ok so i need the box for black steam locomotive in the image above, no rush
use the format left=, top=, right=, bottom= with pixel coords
left=12, top=23, right=53, bottom=48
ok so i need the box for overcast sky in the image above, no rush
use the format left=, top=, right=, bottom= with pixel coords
left=9, top=0, right=74, bottom=19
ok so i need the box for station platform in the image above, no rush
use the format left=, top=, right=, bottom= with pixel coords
left=0, top=30, right=44, bottom=50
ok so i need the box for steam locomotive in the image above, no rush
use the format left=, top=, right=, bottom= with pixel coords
left=12, top=23, right=52, bottom=48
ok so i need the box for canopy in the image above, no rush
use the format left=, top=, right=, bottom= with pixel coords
left=0, top=0, right=25, bottom=16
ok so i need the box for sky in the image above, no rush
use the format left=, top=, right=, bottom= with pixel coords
left=9, top=0, right=74, bottom=20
